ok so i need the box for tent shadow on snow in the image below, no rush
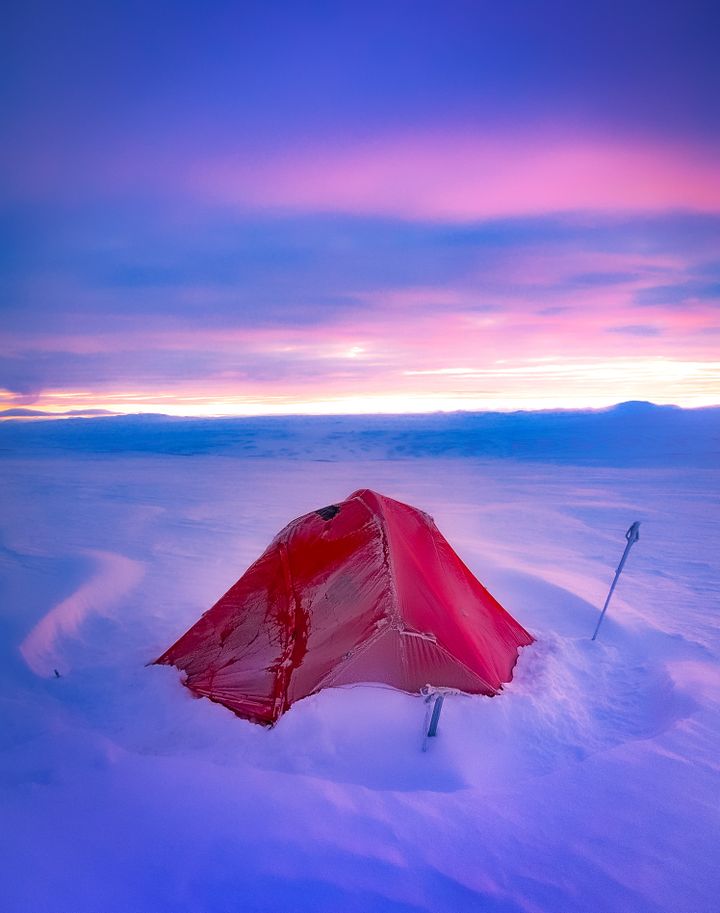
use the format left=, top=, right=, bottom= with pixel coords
left=155, top=489, right=534, bottom=727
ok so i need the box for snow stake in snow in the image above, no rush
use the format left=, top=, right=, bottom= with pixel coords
left=592, top=521, right=641, bottom=641
left=421, top=689, right=445, bottom=752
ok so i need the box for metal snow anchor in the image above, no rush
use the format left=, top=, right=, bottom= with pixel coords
left=421, top=686, right=446, bottom=752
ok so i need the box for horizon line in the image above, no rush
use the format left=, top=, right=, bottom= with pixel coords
left=3, top=399, right=720, bottom=422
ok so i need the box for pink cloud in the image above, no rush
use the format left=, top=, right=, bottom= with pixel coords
left=196, top=131, right=720, bottom=220
left=4, top=213, right=718, bottom=413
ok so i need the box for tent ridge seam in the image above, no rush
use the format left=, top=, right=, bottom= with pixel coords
left=356, top=490, right=401, bottom=627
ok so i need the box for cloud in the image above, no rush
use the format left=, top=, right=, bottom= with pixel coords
left=193, top=133, right=720, bottom=221
left=607, top=324, right=662, bottom=337
left=634, top=279, right=720, bottom=307
left=5, top=208, right=720, bottom=333
left=2, top=2, right=719, bottom=412
left=0, top=341, right=392, bottom=398
left=3, top=204, right=719, bottom=408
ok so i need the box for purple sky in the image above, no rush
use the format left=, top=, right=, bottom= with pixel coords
left=2, top=0, right=719, bottom=414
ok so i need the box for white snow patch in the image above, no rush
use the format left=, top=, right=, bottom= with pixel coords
left=0, top=435, right=718, bottom=913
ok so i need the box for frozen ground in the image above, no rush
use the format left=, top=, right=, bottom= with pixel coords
left=1, top=407, right=719, bottom=913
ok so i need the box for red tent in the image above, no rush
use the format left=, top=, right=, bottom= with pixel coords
left=156, top=489, right=533, bottom=724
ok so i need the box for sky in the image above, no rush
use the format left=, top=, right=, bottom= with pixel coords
left=2, top=0, right=719, bottom=415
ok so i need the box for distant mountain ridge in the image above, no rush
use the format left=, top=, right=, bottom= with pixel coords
left=0, top=400, right=712, bottom=420
left=0, top=408, right=116, bottom=418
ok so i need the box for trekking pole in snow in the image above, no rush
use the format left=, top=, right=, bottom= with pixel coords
left=592, top=521, right=641, bottom=641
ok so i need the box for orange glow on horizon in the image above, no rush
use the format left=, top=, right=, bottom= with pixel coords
left=3, top=356, right=718, bottom=418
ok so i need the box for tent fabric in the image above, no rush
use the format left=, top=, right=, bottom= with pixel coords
left=156, top=489, right=534, bottom=725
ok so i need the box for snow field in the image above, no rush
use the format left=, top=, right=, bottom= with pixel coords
left=1, top=444, right=718, bottom=913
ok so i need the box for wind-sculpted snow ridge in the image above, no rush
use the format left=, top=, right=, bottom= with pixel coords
left=19, top=550, right=145, bottom=677
left=0, top=402, right=718, bottom=466
left=1, top=444, right=719, bottom=913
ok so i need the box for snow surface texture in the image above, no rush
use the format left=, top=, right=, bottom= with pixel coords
left=1, top=407, right=719, bottom=913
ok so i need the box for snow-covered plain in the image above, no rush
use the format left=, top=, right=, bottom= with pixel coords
left=1, top=406, right=719, bottom=913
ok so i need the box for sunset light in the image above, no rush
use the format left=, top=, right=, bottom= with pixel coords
left=3, top=4, right=720, bottom=912
left=0, top=11, right=718, bottom=419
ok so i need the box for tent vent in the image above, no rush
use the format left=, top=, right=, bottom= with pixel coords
left=316, top=504, right=341, bottom=521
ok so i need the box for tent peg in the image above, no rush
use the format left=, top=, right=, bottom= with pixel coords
left=421, top=689, right=445, bottom=752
